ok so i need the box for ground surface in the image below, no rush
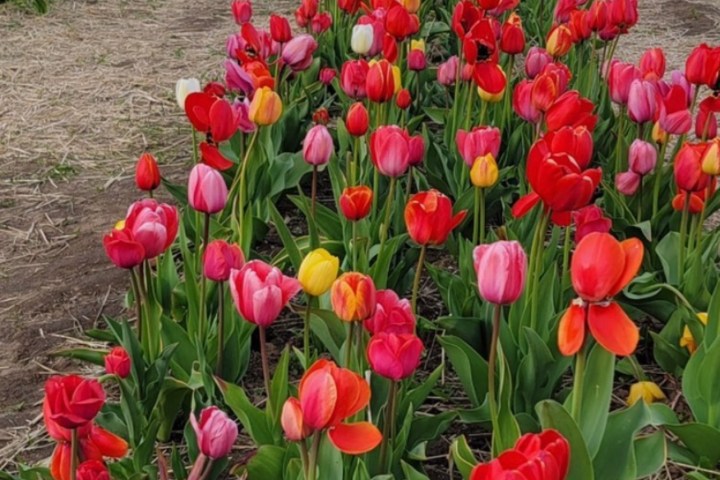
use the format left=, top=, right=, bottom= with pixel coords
left=0, top=0, right=719, bottom=475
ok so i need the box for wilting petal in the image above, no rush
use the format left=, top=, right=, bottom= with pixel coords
left=89, top=425, right=129, bottom=458
left=200, top=143, right=235, bottom=171
left=327, top=422, right=382, bottom=455
left=607, top=238, right=644, bottom=297
left=587, top=302, right=639, bottom=356
left=558, top=303, right=586, bottom=356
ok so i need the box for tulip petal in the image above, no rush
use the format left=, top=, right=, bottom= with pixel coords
left=89, top=425, right=129, bottom=458
left=511, top=192, right=540, bottom=218
left=300, top=370, right=337, bottom=430
left=571, top=232, right=624, bottom=302
left=327, top=422, right=382, bottom=455
left=608, top=238, right=644, bottom=297
left=200, top=142, right=235, bottom=171
left=558, top=303, right=586, bottom=356
left=51, top=443, right=71, bottom=480
left=587, top=302, right=639, bottom=356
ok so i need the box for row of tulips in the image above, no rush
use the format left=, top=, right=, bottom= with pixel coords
left=16, top=0, right=720, bottom=479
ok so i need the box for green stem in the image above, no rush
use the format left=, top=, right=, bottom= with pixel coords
left=529, top=211, right=551, bottom=332
left=652, top=140, right=668, bottom=216
left=236, top=130, right=259, bottom=249
left=191, top=128, right=199, bottom=164
left=307, top=432, right=322, bottom=480
left=405, top=166, right=414, bottom=205
left=679, top=193, right=690, bottom=273
left=352, top=136, right=360, bottom=186
left=130, top=269, right=143, bottom=342
left=311, top=165, right=318, bottom=220
left=614, top=107, right=625, bottom=174
left=215, top=285, right=225, bottom=377
left=300, top=441, right=310, bottom=479
left=379, top=381, right=398, bottom=472
left=199, top=212, right=210, bottom=341
left=410, top=245, right=427, bottom=315
left=259, top=326, right=272, bottom=410
left=628, top=355, right=646, bottom=381
left=488, top=304, right=501, bottom=456
left=571, top=339, right=587, bottom=421
left=378, top=177, right=397, bottom=256
left=304, top=296, right=314, bottom=369
left=352, top=221, right=359, bottom=272
left=479, top=188, right=486, bottom=244
left=344, top=321, right=355, bottom=369
left=473, top=187, right=480, bottom=245
left=561, top=225, right=572, bottom=292
left=70, top=428, right=79, bottom=480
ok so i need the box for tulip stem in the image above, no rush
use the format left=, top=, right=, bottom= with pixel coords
left=561, top=226, right=572, bottom=293
left=679, top=193, right=690, bottom=273
left=307, top=432, right=322, bottom=480
left=529, top=210, right=551, bottom=333
left=236, top=130, right=259, bottom=251
left=215, top=285, right=225, bottom=378
left=651, top=140, right=668, bottom=216
left=488, top=304, right=501, bottom=457
left=344, top=321, right=355, bottom=370
left=411, top=245, right=427, bottom=315
left=130, top=268, right=144, bottom=342
left=571, top=341, right=587, bottom=422
left=614, top=107, right=625, bottom=174
left=405, top=166, right=414, bottom=204
left=378, top=176, right=397, bottom=257
left=311, top=165, right=318, bottom=220
left=352, top=221, right=359, bottom=272
left=191, top=128, right=199, bottom=164
left=70, top=428, right=79, bottom=480
left=352, top=136, right=360, bottom=186
left=259, top=326, right=272, bottom=410
left=303, top=296, right=314, bottom=369
left=379, top=381, right=398, bottom=472
left=199, top=213, right=211, bottom=341
left=299, top=442, right=310, bottom=479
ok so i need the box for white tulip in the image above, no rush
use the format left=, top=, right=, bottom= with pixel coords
left=350, top=25, right=374, bottom=56
left=175, top=78, right=201, bottom=110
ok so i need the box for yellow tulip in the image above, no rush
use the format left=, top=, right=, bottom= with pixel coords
left=249, top=86, right=283, bottom=126
left=652, top=122, right=667, bottom=145
left=470, top=154, right=499, bottom=188
left=701, top=139, right=720, bottom=175
left=627, top=381, right=665, bottom=406
left=680, top=312, right=709, bottom=354
left=298, top=248, right=339, bottom=296
left=410, top=39, right=425, bottom=53
left=392, top=65, right=402, bottom=93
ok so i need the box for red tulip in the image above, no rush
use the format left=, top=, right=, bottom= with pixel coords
left=383, top=35, right=399, bottom=63
left=573, top=205, right=612, bottom=243
left=188, top=164, right=228, bottom=214
left=312, top=107, right=330, bottom=125
left=190, top=406, right=238, bottom=459
left=628, top=139, right=657, bottom=175
left=463, top=19, right=499, bottom=65
left=696, top=95, right=720, bottom=140
left=340, top=60, right=370, bottom=100
left=554, top=0, right=575, bottom=22
left=281, top=359, right=382, bottom=454
left=135, top=152, right=161, bottom=192
left=76, top=460, right=110, bottom=480
left=473, top=241, right=527, bottom=305
left=303, top=124, right=334, bottom=166
left=269, top=14, right=292, bottom=43
left=569, top=9, right=592, bottom=43
left=311, top=12, right=332, bottom=34
left=319, top=67, right=337, bottom=85
left=385, top=3, right=419, bottom=40
left=408, top=48, right=426, bottom=72
left=544, top=125, right=594, bottom=169
left=640, top=47, right=666, bottom=80
left=396, top=88, right=412, bottom=110
left=346, top=102, right=369, bottom=137
left=338, top=0, right=361, bottom=14
left=451, top=1, right=481, bottom=38
left=470, top=429, right=570, bottom=480
left=231, top=0, right=252, bottom=25
left=513, top=80, right=542, bottom=124
left=369, top=125, right=423, bottom=177
left=364, top=289, right=416, bottom=335
left=672, top=181, right=715, bottom=213
left=607, top=61, right=641, bottom=105
left=295, top=0, right=318, bottom=27
left=104, top=347, right=131, bottom=379
left=103, top=227, right=145, bottom=269
left=229, top=260, right=301, bottom=328
left=331, top=272, right=377, bottom=322
left=123, top=199, right=179, bottom=259
left=558, top=232, right=643, bottom=356
left=405, top=190, right=467, bottom=246
left=203, top=240, right=245, bottom=282
left=615, top=170, right=640, bottom=196
left=524, top=47, right=552, bottom=79
left=674, top=142, right=712, bottom=192
left=456, top=126, right=502, bottom=167
left=546, top=24, right=573, bottom=58
left=659, top=85, right=692, bottom=135
left=627, top=79, right=660, bottom=124
left=366, top=59, right=396, bottom=103
left=685, top=43, right=720, bottom=88
left=45, top=375, right=105, bottom=429
left=367, top=332, right=423, bottom=381
left=607, top=0, right=638, bottom=35
left=500, top=12, right=525, bottom=55
left=340, top=186, right=373, bottom=221
left=474, top=62, right=507, bottom=103
left=546, top=90, right=597, bottom=132
left=199, top=142, right=234, bottom=171
left=185, top=93, right=237, bottom=142
left=283, top=34, right=317, bottom=72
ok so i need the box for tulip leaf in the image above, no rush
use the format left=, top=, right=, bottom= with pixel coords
left=351, top=460, right=371, bottom=480
left=656, top=233, right=681, bottom=285
left=449, top=435, right=477, bottom=480
left=216, top=378, right=274, bottom=446
left=536, top=400, right=594, bottom=480
left=317, top=434, right=343, bottom=480
left=400, top=461, right=430, bottom=480
left=703, top=281, right=720, bottom=347
left=52, top=348, right=107, bottom=366
left=397, top=365, right=442, bottom=421
left=683, top=339, right=720, bottom=426
left=494, top=347, right=521, bottom=455
left=245, top=445, right=285, bottom=479
left=438, top=335, right=488, bottom=409
left=268, top=200, right=303, bottom=272
left=665, top=423, right=720, bottom=467
left=369, top=234, right=408, bottom=290
left=407, top=411, right=456, bottom=451
left=634, top=431, right=667, bottom=478
left=269, top=346, right=291, bottom=426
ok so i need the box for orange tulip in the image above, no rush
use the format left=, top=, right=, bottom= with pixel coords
left=558, top=232, right=643, bottom=357
left=249, top=86, right=283, bottom=126
left=331, top=272, right=377, bottom=322
left=546, top=24, right=573, bottom=58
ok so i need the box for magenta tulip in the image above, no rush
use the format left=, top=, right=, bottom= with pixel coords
left=607, top=61, right=641, bottom=105
left=369, top=125, right=424, bottom=177
left=627, top=79, right=659, bottom=124
left=473, top=241, right=527, bottom=305
left=524, top=47, right=552, bottom=79
left=203, top=240, right=245, bottom=282
left=190, top=406, right=238, bottom=459
left=364, top=289, right=416, bottom=335
left=455, top=127, right=502, bottom=167
left=367, top=332, right=423, bottom=381
left=124, top=199, right=179, bottom=259
left=188, top=164, right=229, bottom=214
left=103, top=228, right=145, bottom=269
left=303, top=124, right=334, bottom=166
left=628, top=139, right=657, bottom=175
left=437, top=56, right=459, bottom=86
left=615, top=170, right=641, bottom=195
left=282, top=34, right=317, bottom=72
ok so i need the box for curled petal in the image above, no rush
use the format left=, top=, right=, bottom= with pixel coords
left=607, top=238, right=644, bottom=297
left=327, top=422, right=382, bottom=455
left=587, top=302, right=639, bottom=356
left=558, top=303, right=586, bottom=356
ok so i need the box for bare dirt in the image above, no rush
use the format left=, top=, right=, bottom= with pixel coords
left=0, top=0, right=719, bottom=475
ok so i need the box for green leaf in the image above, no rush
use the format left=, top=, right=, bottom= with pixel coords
left=449, top=435, right=477, bottom=480
left=270, top=346, right=291, bottom=425
left=369, top=234, right=408, bottom=290
left=575, top=344, right=615, bottom=457
left=666, top=423, right=720, bottom=466
left=438, top=335, right=488, bottom=408
left=216, top=378, right=274, bottom=446
left=634, top=431, right=667, bottom=478
left=246, top=445, right=286, bottom=479
left=398, top=365, right=442, bottom=419
left=269, top=200, right=303, bottom=272
left=52, top=348, right=107, bottom=366
left=536, top=400, right=594, bottom=480
left=400, top=461, right=430, bottom=480
left=407, top=411, right=456, bottom=450
left=317, top=434, right=343, bottom=480
left=656, top=233, right=681, bottom=285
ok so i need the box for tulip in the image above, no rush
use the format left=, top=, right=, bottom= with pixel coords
left=281, top=398, right=309, bottom=441
left=351, top=24, right=374, bottom=55
left=652, top=121, right=668, bottom=144
left=231, top=0, right=252, bottom=24
left=470, top=430, right=569, bottom=480
left=627, top=79, right=659, bottom=124
left=385, top=3, right=419, bottom=40
left=310, top=12, right=332, bottom=34
left=331, top=273, right=376, bottom=322
left=545, top=90, right=597, bottom=132
left=696, top=95, right=720, bottom=140
left=396, top=88, right=412, bottom=110
left=366, top=59, right=396, bottom=103
left=367, top=332, right=423, bottom=381
left=569, top=9, right=592, bottom=43
left=203, top=240, right=244, bottom=282
left=627, top=381, right=666, bottom=406
left=607, top=61, right=641, bottom=105
left=103, top=227, right=145, bottom=269
left=357, top=10, right=385, bottom=56
left=282, top=34, right=317, bottom=72
left=405, top=190, right=467, bottom=246
left=456, top=126, right=501, bottom=167
left=672, top=185, right=714, bottom=214
left=685, top=43, right=720, bottom=88
left=340, top=186, right=373, bottom=221
left=369, top=125, right=423, bottom=177
left=473, top=241, right=527, bottom=305
left=470, top=154, right=499, bottom=188
left=303, top=125, right=334, bottom=166
left=346, top=102, right=369, bottom=137
left=546, top=24, right=573, bottom=57
left=615, top=170, right=640, bottom=195
left=364, top=289, right=416, bottom=335
left=45, top=375, right=105, bottom=429
left=408, top=41, right=426, bottom=71
left=500, top=12, right=525, bottom=55
left=628, top=139, right=657, bottom=175
left=312, top=107, right=330, bottom=125
left=452, top=1, right=481, bottom=37
left=190, top=407, right=238, bottom=459
left=437, top=56, right=459, bottom=86
left=702, top=138, right=720, bottom=175
left=640, top=47, right=666, bottom=80
left=269, top=14, right=292, bottom=43
left=298, top=248, right=339, bottom=297
left=76, top=460, right=110, bottom=480
left=229, top=260, right=300, bottom=327
left=524, top=47, right=552, bottom=79
left=558, top=232, right=643, bottom=356
left=123, top=199, right=179, bottom=260
left=675, top=142, right=711, bottom=192
left=659, top=85, right=692, bottom=135
left=339, top=0, right=361, bottom=13
left=572, top=205, right=612, bottom=243
left=204, top=81, right=227, bottom=98
left=402, top=0, right=419, bottom=13
left=475, top=63, right=506, bottom=103
left=319, top=67, right=337, bottom=85
left=295, top=0, right=318, bottom=27
left=340, top=59, right=370, bottom=99
left=135, top=152, right=161, bottom=192
left=680, top=312, right=708, bottom=354
left=175, top=78, right=201, bottom=110
left=248, top=86, right=283, bottom=125
left=554, top=0, right=575, bottom=22
left=104, top=347, right=131, bottom=379
left=512, top=80, right=542, bottom=123
left=184, top=93, right=237, bottom=141
left=545, top=125, right=594, bottom=169
left=188, top=164, right=228, bottom=214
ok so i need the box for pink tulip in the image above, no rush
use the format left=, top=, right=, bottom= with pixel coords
left=229, top=260, right=301, bottom=327
left=231, top=99, right=256, bottom=134
left=188, top=164, right=228, bottom=214
left=456, top=127, right=502, bottom=167
left=103, top=228, right=145, bottom=269
left=224, top=60, right=254, bottom=95
left=231, top=0, right=252, bottom=24
left=203, top=240, right=245, bottom=282
left=615, top=170, right=641, bottom=195
left=627, top=79, right=659, bottom=124
left=437, top=56, right=459, bottom=86
left=364, top=289, right=416, bottom=335
left=282, top=34, right=317, bottom=72
left=473, top=241, right=527, bottom=305
left=513, top=80, right=542, bottom=124
left=367, top=333, right=423, bottom=381
left=607, top=61, right=641, bottom=105
left=303, top=125, right=334, bottom=166
left=190, top=406, right=238, bottom=459
left=524, top=47, right=552, bottom=79
left=628, top=139, right=657, bottom=175
left=369, top=125, right=424, bottom=177
left=408, top=49, right=426, bottom=71
left=659, top=84, right=692, bottom=135
left=572, top=205, right=612, bottom=243
left=319, top=67, right=337, bottom=85
left=124, top=199, right=179, bottom=259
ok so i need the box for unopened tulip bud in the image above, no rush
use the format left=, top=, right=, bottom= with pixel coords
left=470, top=154, right=499, bottom=188
left=546, top=24, right=573, bottom=57
left=312, top=107, right=330, bottom=125
left=367, top=332, right=423, bottom=381
left=628, top=139, right=657, bottom=176
left=203, top=240, right=245, bottom=282
left=340, top=186, right=373, bottom=221
left=135, top=152, right=161, bottom=192
left=437, top=56, right=459, bottom=86
left=190, top=407, right=238, bottom=459
left=175, top=78, right=201, bottom=110
left=319, top=67, right=337, bottom=85
left=473, top=241, right=527, bottom=305
left=269, top=14, right=292, bottom=43
left=188, top=164, right=228, bottom=214
left=615, top=171, right=641, bottom=196
left=702, top=139, right=720, bottom=175
left=104, top=347, right=131, bottom=378
left=231, top=0, right=252, bottom=25
left=396, top=89, right=412, bottom=110
left=303, top=125, right=334, bottom=166
left=351, top=24, right=374, bottom=55
left=408, top=49, right=426, bottom=71
left=298, top=248, right=339, bottom=296
left=249, top=86, right=283, bottom=126
left=281, top=398, right=309, bottom=441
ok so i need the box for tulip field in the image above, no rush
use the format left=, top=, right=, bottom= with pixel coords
left=4, top=0, right=720, bottom=478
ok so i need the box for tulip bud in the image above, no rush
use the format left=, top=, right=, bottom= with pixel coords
left=340, top=59, right=370, bottom=99
left=473, top=241, right=527, bottom=305
left=298, top=248, right=339, bottom=296
left=281, top=398, right=309, bottom=441
left=573, top=205, right=612, bottom=244
left=652, top=121, right=668, bottom=144
left=175, top=78, right=201, bottom=110
left=615, top=170, right=641, bottom=196
left=402, top=0, right=419, bottom=13
left=627, top=79, right=659, bottom=124
left=190, top=406, right=238, bottom=459
left=319, top=67, right=337, bottom=85
left=188, top=164, right=228, bottom=214
left=628, top=139, right=657, bottom=176
left=203, top=240, right=245, bottom=282
left=407, top=49, right=426, bottom=72
left=524, top=47, right=552, bottom=79
left=627, top=381, right=665, bottom=406
left=437, top=56, right=459, bottom=86
left=282, top=34, right=318, bottom=72
left=340, top=186, right=373, bottom=221
left=545, top=24, right=573, bottom=58
left=331, top=272, right=377, bottom=322
left=303, top=125, right=334, bottom=166
left=311, top=12, right=332, bottom=34
left=396, top=89, right=412, bottom=110
left=231, top=0, right=252, bottom=25
left=405, top=190, right=467, bottom=246
left=680, top=312, right=708, bottom=354
left=346, top=102, right=369, bottom=137
left=270, top=14, right=292, bottom=43
left=351, top=24, right=374, bottom=55
left=675, top=142, right=712, bottom=192
left=104, top=347, right=131, bottom=378
left=366, top=59, right=396, bottom=103
left=476, top=64, right=507, bottom=103
left=470, top=154, right=499, bottom=188
left=456, top=126, right=502, bottom=167
left=76, top=460, right=110, bottom=480
left=312, top=107, right=330, bottom=125
left=367, top=332, right=423, bottom=381
left=135, top=152, right=161, bottom=192
left=500, top=12, right=525, bottom=55
left=249, top=86, right=283, bottom=126
left=702, top=139, right=720, bottom=175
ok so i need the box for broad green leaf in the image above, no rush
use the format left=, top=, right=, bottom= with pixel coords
left=536, top=400, right=594, bottom=480
left=216, top=378, right=274, bottom=446
left=449, top=435, right=477, bottom=480
left=438, top=335, right=488, bottom=408
left=634, top=431, right=667, bottom=478
left=246, top=445, right=286, bottom=479
left=666, top=423, right=720, bottom=467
